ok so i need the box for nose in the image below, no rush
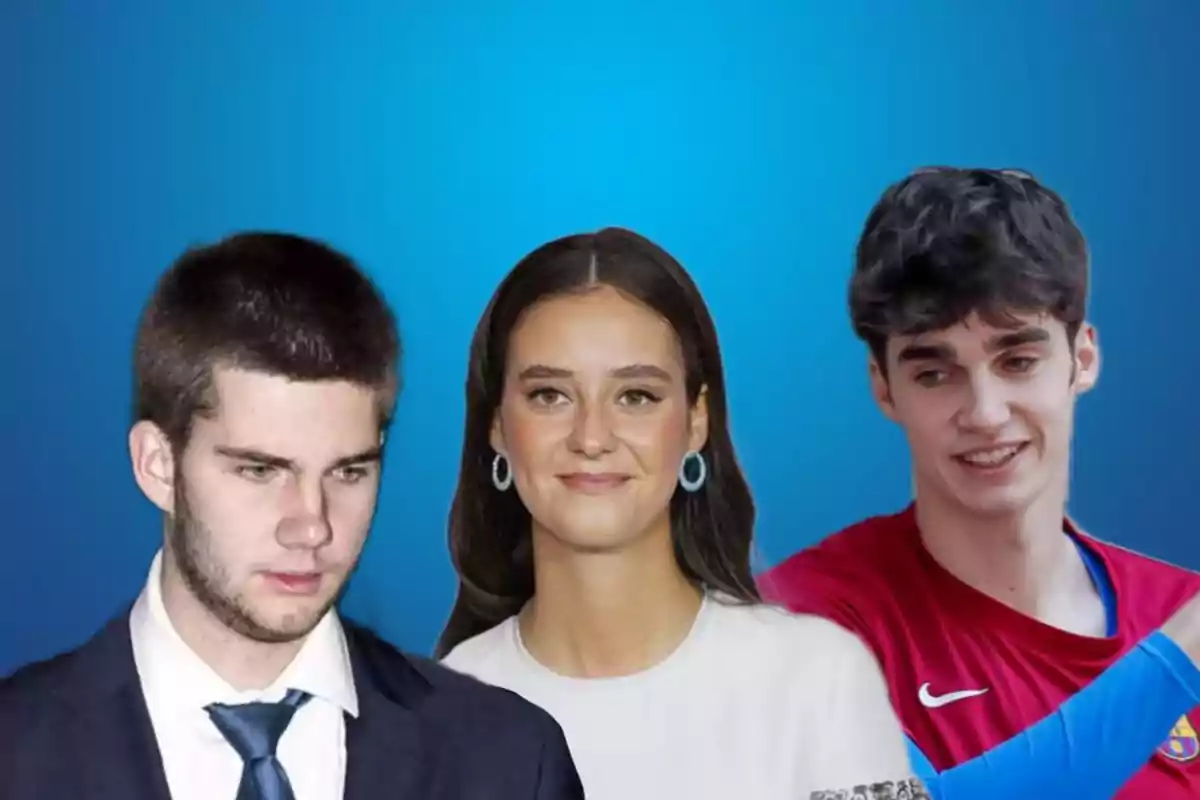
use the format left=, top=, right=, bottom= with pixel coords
left=567, top=399, right=615, bottom=458
left=276, top=476, right=333, bottom=549
left=958, top=373, right=1012, bottom=432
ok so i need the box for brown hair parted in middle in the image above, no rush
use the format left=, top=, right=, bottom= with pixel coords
left=434, top=227, right=758, bottom=658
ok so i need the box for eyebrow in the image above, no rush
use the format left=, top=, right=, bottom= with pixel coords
left=896, top=326, right=1052, bottom=364
left=896, top=343, right=955, bottom=364
left=986, top=327, right=1051, bottom=351
left=213, top=446, right=383, bottom=471
left=516, top=363, right=673, bottom=382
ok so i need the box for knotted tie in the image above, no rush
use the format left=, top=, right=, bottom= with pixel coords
left=206, top=688, right=312, bottom=800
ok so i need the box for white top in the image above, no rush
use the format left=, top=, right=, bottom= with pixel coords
left=129, top=551, right=358, bottom=800
left=442, top=594, right=913, bottom=800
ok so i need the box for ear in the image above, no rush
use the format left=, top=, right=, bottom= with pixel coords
left=489, top=411, right=506, bottom=455
left=869, top=355, right=899, bottom=422
left=1072, top=322, right=1100, bottom=394
left=688, top=385, right=710, bottom=453
left=129, top=420, right=176, bottom=514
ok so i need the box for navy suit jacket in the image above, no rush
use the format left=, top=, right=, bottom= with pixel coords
left=0, top=612, right=584, bottom=800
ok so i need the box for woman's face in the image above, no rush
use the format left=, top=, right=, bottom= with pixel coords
left=492, top=285, right=708, bottom=554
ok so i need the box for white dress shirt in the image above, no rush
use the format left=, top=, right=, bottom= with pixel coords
left=129, top=551, right=358, bottom=800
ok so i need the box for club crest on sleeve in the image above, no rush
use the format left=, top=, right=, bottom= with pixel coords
left=1158, top=714, right=1199, bottom=763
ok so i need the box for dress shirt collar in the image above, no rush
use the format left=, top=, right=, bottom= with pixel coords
left=129, top=550, right=359, bottom=717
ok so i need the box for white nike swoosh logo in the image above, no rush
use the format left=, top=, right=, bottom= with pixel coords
left=918, top=682, right=990, bottom=708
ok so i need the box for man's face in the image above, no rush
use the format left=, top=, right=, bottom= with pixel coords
left=154, top=367, right=383, bottom=642
left=872, top=311, right=1099, bottom=517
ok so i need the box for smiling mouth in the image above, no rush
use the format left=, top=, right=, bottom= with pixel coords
left=953, top=442, right=1029, bottom=469
left=558, top=473, right=631, bottom=492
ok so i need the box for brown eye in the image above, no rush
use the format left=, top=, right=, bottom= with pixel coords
left=619, top=388, right=661, bottom=407
left=236, top=464, right=276, bottom=483
left=527, top=387, right=567, bottom=406
left=913, top=369, right=946, bottom=387
left=1004, top=356, right=1038, bottom=373
left=334, top=465, right=371, bottom=484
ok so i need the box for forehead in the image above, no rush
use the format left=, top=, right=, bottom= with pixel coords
left=508, top=286, right=683, bottom=372
left=197, top=366, right=379, bottom=449
left=887, top=311, right=1067, bottom=362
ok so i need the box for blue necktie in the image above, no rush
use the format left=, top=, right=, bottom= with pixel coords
left=206, top=688, right=312, bottom=800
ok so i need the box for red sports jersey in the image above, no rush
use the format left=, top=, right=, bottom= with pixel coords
left=760, top=505, right=1200, bottom=798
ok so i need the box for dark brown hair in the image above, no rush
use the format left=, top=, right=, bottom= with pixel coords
left=133, top=231, right=400, bottom=451
left=851, top=167, right=1089, bottom=370
left=434, top=227, right=758, bottom=657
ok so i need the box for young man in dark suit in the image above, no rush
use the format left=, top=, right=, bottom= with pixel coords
left=0, top=232, right=583, bottom=800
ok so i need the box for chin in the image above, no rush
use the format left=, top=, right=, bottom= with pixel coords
left=243, top=594, right=335, bottom=639
left=949, top=485, right=1041, bottom=517
left=244, top=609, right=328, bottom=643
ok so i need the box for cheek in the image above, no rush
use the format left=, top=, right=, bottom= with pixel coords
left=1014, top=371, right=1075, bottom=428
left=620, top=409, right=692, bottom=471
left=501, top=405, right=569, bottom=471
left=894, top=396, right=955, bottom=451
left=181, top=466, right=250, bottom=528
left=907, top=426, right=951, bottom=463
left=326, top=484, right=378, bottom=542
left=1019, top=396, right=1074, bottom=441
left=181, top=463, right=280, bottom=547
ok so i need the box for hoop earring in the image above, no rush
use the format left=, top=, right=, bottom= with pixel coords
left=492, top=453, right=513, bottom=491
left=678, top=450, right=707, bottom=492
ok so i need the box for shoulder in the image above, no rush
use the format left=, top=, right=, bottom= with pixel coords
left=0, top=651, right=75, bottom=779
left=0, top=647, right=79, bottom=712
left=745, top=601, right=878, bottom=654
left=758, top=508, right=916, bottom=618
left=343, top=621, right=559, bottom=741
left=1, top=615, right=128, bottom=713
left=0, top=621, right=125, bottom=758
left=1081, top=529, right=1200, bottom=619
left=706, top=599, right=882, bottom=675
left=439, top=618, right=512, bottom=676
left=1089, top=533, right=1199, bottom=585
left=761, top=508, right=912, bottom=586
left=704, top=602, right=897, bottom=731
left=405, top=652, right=571, bottom=762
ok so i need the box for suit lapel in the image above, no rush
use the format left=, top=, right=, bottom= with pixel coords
left=72, top=614, right=173, bottom=800
left=342, top=624, right=435, bottom=799
left=77, top=684, right=173, bottom=799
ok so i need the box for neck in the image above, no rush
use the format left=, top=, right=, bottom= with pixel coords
left=914, top=477, right=1104, bottom=635
left=159, top=554, right=305, bottom=691
left=520, top=517, right=704, bottom=678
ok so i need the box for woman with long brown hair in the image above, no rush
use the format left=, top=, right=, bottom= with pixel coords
left=437, top=227, right=922, bottom=799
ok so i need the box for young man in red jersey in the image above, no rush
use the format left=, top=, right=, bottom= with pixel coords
left=761, top=167, right=1200, bottom=798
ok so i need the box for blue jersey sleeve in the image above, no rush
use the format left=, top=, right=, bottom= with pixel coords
left=910, top=632, right=1200, bottom=799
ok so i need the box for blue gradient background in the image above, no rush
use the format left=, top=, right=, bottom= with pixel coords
left=3, top=4, right=1198, bottom=675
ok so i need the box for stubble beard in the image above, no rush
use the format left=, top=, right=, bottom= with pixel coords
left=167, top=477, right=337, bottom=644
